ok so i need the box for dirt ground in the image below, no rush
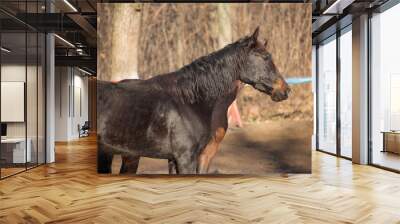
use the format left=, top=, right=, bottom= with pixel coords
left=136, top=120, right=312, bottom=174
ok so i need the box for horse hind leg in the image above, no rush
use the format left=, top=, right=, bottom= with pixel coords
left=168, top=159, right=179, bottom=174
left=174, top=151, right=198, bottom=175
left=97, top=142, right=113, bottom=173
left=120, top=155, right=140, bottom=174
left=176, top=159, right=197, bottom=174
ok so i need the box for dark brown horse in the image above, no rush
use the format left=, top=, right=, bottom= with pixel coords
left=97, top=27, right=290, bottom=174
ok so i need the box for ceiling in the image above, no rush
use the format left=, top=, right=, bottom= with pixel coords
left=0, top=0, right=97, bottom=74
left=311, top=0, right=391, bottom=43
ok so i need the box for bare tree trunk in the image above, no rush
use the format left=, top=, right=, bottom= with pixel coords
left=98, top=4, right=141, bottom=81
left=97, top=3, right=113, bottom=81
left=110, top=4, right=141, bottom=81
left=218, top=3, right=232, bottom=48
left=176, top=5, right=184, bottom=68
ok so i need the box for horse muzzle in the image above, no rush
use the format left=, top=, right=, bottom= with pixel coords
left=271, top=78, right=290, bottom=102
left=271, top=90, right=289, bottom=102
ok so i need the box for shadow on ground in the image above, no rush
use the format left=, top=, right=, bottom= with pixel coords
left=136, top=120, right=312, bottom=174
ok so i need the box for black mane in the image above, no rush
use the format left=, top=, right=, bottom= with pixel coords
left=150, top=36, right=252, bottom=104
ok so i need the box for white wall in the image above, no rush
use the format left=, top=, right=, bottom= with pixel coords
left=1, top=65, right=26, bottom=136
left=55, top=67, right=70, bottom=141
left=55, top=67, right=89, bottom=141
left=1, top=63, right=46, bottom=164
left=70, top=73, right=89, bottom=139
left=1, top=65, right=33, bottom=138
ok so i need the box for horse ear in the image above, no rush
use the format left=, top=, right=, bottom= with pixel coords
left=251, top=27, right=260, bottom=41
left=248, top=27, right=260, bottom=48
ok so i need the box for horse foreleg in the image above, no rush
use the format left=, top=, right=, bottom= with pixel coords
left=175, top=153, right=198, bottom=174
left=120, top=155, right=140, bottom=174
left=198, top=127, right=226, bottom=174
left=176, top=161, right=197, bottom=174
left=168, top=159, right=179, bottom=174
left=198, top=141, right=220, bottom=174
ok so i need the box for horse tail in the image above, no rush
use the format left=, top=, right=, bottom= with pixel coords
left=97, top=80, right=113, bottom=103
left=97, top=80, right=116, bottom=120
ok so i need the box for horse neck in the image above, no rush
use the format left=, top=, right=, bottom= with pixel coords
left=195, top=50, right=246, bottom=98
left=192, top=72, right=240, bottom=106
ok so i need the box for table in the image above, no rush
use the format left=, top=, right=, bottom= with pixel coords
left=1, top=138, right=31, bottom=164
left=381, top=131, right=400, bottom=154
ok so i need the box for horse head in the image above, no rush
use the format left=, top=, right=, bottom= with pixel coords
left=240, top=27, right=291, bottom=102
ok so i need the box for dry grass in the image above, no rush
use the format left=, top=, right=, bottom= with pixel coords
left=98, top=3, right=313, bottom=121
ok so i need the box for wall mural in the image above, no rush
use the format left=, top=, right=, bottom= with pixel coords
left=97, top=3, right=312, bottom=175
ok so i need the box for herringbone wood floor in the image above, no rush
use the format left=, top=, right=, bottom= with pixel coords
left=1, top=136, right=400, bottom=224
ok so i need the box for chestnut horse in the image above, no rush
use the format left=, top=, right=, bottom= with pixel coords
left=97, top=27, right=290, bottom=174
